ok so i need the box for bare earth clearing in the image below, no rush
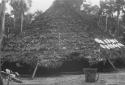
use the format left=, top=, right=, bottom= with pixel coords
left=3, top=71, right=125, bottom=85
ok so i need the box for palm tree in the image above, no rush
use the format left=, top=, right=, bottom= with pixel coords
left=115, top=0, right=125, bottom=36
left=0, top=0, right=8, bottom=84
left=10, top=0, right=31, bottom=33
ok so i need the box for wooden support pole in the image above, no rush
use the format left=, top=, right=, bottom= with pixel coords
left=107, top=51, right=117, bottom=71
left=32, top=62, right=39, bottom=79
left=107, top=58, right=117, bottom=71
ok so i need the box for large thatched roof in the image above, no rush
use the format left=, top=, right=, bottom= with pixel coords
left=2, top=0, right=124, bottom=68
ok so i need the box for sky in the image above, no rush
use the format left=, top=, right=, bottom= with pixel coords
left=29, top=0, right=55, bottom=13
left=30, top=0, right=100, bottom=12
left=5, top=0, right=100, bottom=13
left=88, top=0, right=100, bottom=6
left=29, top=0, right=100, bottom=13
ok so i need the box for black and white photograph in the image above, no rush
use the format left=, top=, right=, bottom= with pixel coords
left=0, top=0, right=125, bottom=85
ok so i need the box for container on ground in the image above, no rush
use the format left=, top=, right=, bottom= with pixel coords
left=84, top=68, right=99, bottom=82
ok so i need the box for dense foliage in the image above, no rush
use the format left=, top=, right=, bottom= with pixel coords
left=0, top=0, right=100, bottom=68
left=1, top=0, right=125, bottom=69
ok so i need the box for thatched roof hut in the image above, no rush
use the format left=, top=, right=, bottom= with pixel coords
left=2, top=0, right=125, bottom=69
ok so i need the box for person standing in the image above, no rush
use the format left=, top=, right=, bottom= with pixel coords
left=0, top=76, right=3, bottom=85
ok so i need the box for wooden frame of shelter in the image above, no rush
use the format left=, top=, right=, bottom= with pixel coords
left=95, top=38, right=125, bottom=71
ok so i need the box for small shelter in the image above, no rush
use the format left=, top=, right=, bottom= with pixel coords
left=94, top=38, right=125, bottom=70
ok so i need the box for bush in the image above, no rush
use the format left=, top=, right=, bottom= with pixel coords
left=114, top=57, right=125, bottom=68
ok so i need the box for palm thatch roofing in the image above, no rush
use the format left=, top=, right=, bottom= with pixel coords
left=95, top=38, right=124, bottom=49
left=2, top=0, right=125, bottom=68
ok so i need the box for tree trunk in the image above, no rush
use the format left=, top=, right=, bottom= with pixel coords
left=0, top=0, right=6, bottom=85
left=98, top=16, right=101, bottom=30
left=13, top=13, right=22, bottom=35
left=116, top=11, right=120, bottom=36
left=14, top=16, right=16, bottom=31
left=21, top=13, right=24, bottom=32
left=105, top=15, right=108, bottom=32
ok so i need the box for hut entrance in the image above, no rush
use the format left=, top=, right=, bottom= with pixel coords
left=60, top=59, right=89, bottom=73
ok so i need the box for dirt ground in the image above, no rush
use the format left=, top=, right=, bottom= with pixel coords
left=3, top=72, right=125, bottom=85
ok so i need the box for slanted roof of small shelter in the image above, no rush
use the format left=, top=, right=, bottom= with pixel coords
left=95, top=38, right=124, bottom=49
